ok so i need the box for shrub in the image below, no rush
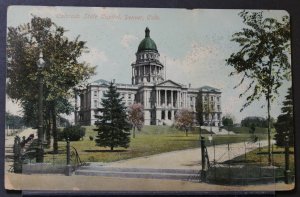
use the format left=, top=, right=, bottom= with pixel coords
left=89, top=136, right=94, bottom=141
left=60, top=126, right=86, bottom=141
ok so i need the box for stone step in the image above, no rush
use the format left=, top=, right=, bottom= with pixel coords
left=75, top=169, right=199, bottom=180
left=75, top=166, right=200, bottom=180
left=78, top=165, right=199, bottom=174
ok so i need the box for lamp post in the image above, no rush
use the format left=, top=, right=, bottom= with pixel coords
left=36, top=50, right=45, bottom=163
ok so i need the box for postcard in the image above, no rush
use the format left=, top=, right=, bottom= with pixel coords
left=5, top=6, right=294, bottom=193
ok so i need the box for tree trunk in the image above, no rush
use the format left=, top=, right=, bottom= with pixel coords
left=110, top=146, right=114, bottom=151
left=133, top=127, right=136, bottom=138
left=46, top=118, right=51, bottom=148
left=52, top=106, right=58, bottom=154
left=185, top=128, right=188, bottom=137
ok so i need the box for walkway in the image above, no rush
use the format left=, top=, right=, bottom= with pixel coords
left=102, top=140, right=269, bottom=169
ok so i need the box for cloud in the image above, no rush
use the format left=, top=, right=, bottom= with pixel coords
left=80, top=47, right=108, bottom=66
left=162, top=41, right=225, bottom=87
left=121, top=34, right=139, bottom=49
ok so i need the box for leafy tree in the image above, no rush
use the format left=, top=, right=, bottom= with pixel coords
left=7, top=16, right=95, bottom=153
left=58, top=126, right=85, bottom=141
left=249, top=123, right=256, bottom=134
left=222, top=116, right=234, bottom=127
left=274, top=87, right=293, bottom=147
left=226, top=11, right=290, bottom=164
left=128, top=103, right=144, bottom=138
left=175, top=108, right=194, bottom=136
left=241, top=116, right=266, bottom=127
left=5, top=112, right=24, bottom=129
left=94, top=82, right=131, bottom=151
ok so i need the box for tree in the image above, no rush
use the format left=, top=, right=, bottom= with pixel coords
left=5, top=112, right=24, bottom=129
left=7, top=16, right=95, bottom=153
left=128, top=103, right=144, bottom=138
left=274, top=87, right=293, bottom=147
left=175, top=108, right=194, bottom=137
left=94, top=82, right=131, bottom=150
left=222, top=114, right=234, bottom=127
left=226, top=11, right=290, bottom=165
left=249, top=123, right=256, bottom=134
left=241, top=116, right=266, bottom=127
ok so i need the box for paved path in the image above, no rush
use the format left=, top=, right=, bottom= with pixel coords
left=103, top=140, right=269, bottom=169
left=5, top=128, right=37, bottom=147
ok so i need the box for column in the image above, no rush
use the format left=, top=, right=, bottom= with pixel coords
left=171, top=91, right=173, bottom=108
left=193, top=97, right=196, bottom=112
left=183, top=92, right=185, bottom=107
left=172, top=110, right=175, bottom=121
left=144, top=90, right=146, bottom=107
left=145, top=90, right=148, bottom=107
left=156, top=90, right=158, bottom=107
left=165, top=90, right=167, bottom=106
left=132, top=67, right=134, bottom=77
left=159, top=90, right=161, bottom=106
left=178, top=91, right=181, bottom=108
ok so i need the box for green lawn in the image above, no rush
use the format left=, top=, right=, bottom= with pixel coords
left=223, top=126, right=275, bottom=134
left=226, top=145, right=295, bottom=174
left=43, top=125, right=268, bottom=164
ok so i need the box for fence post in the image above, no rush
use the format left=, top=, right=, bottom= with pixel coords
left=13, top=136, right=22, bottom=173
left=213, top=140, right=216, bottom=181
left=200, top=136, right=207, bottom=181
left=284, top=134, right=291, bottom=184
left=65, top=138, right=72, bottom=176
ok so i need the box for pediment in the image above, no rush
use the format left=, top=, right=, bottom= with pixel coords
left=157, top=80, right=182, bottom=88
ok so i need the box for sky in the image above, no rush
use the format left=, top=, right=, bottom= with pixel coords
left=6, top=6, right=291, bottom=123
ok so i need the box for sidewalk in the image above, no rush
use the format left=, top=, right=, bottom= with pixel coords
left=5, top=173, right=294, bottom=191
left=104, top=140, right=269, bottom=169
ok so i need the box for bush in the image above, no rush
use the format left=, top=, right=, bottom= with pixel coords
left=59, top=126, right=85, bottom=141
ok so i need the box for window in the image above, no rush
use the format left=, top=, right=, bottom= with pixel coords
left=94, top=100, right=98, bottom=108
left=94, top=91, right=97, bottom=97
left=217, top=97, right=220, bottom=102
left=168, top=111, right=171, bottom=120
left=162, top=111, right=165, bottom=120
left=128, top=94, right=131, bottom=99
left=211, top=96, right=213, bottom=101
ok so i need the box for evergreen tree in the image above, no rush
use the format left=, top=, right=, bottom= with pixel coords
left=274, top=87, right=293, bottom=147
left=94, top=82, right=131, bottom=150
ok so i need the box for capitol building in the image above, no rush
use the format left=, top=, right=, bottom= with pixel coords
left=75, top=28, right=222, bottom=126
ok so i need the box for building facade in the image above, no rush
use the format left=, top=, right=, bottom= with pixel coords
left=75, top=28, right=222, bottom=126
